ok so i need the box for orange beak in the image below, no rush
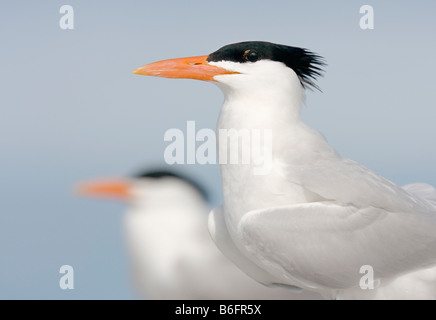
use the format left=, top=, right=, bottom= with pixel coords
left=132, top=55, right=238, bottom=81
left=76, top=179, right=132, bottom=201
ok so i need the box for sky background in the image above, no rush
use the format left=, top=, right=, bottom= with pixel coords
left=1, top=1, right=435, bottom=299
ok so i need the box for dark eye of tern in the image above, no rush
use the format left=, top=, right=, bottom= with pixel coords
left=244, top=50, right=259, bottom=62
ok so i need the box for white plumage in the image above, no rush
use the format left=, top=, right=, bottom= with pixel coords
left=133, top=41, right=436, bottom=299
left=81, top=173, right=323, bottom=299
left=208, top=58, right=436, bottom=300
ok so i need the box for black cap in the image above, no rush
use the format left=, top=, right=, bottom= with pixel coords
left=133, top=169, right=209, bottom=201
left=207, top=41, right=325, bottom=91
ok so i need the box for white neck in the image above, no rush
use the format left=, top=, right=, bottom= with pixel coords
left=213, top=60, right=306, bottom=130
left=211, top=63, right=333, bottom=229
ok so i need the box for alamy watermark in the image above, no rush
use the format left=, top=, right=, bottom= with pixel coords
left=359, top=265, right=380, bottom=290
left=164, top=121, right=272, bottom=175
left=59, top=5, right=74, bottom=30
left=59, top=265, right=74, bottom=290
left=360, top=5, right=374, bottom=30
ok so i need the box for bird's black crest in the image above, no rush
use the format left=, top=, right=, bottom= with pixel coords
left=133, top=169, right=209, bottom=201
left=207, top=41, right=326, bottom=91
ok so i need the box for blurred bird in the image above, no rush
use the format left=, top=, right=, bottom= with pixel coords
left=133, top=41, right=436, bottom=299
left=78, top=170, right=323, bottom=299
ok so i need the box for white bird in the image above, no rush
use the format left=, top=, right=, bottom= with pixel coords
left=133, top=41, right=436, bottom=299
left=78, top=170, right=322, bottom=299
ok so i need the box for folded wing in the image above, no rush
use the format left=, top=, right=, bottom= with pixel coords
left=239, top=201, right=436, bottom=290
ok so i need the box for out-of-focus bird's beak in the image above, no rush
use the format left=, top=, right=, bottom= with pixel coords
left=75, top=179, right=132, bottom=201
left=132, top=55, right=238, bottom=81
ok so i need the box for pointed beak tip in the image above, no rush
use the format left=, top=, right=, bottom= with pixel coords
left=72, top=179, right=132, bottom=200
left=132, top=67, right=144, bottom=75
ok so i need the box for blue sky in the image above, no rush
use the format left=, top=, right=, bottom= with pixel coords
left=1, top=1, right=435, bottom=299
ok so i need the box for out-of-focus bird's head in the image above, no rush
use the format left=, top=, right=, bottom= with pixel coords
left=76, top=170, right=208, bottom=209
left=133, top=41, right=325, bottom=94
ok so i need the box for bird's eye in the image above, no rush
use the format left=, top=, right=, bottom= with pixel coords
left=244, top=50, right=259, bottom=62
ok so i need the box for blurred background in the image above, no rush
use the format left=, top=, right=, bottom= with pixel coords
left=1, top=0, right=435, bottom=299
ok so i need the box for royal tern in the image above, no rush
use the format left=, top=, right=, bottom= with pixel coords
left=78, top=170, right=322, bottom=299
left=133, top=41, right=436, bottom=299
